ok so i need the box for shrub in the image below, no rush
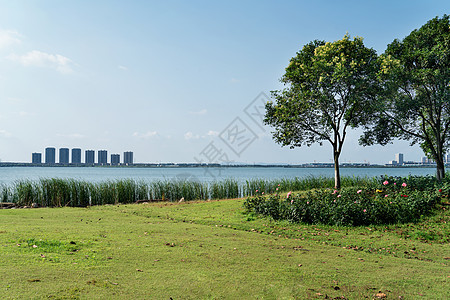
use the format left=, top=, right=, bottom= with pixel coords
left=243, top=186, right=440, bottom=226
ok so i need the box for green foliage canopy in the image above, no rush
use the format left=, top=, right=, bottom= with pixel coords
left=360, top=15, right=450, bottom=180
left=265, top=35, right=380, bottom=188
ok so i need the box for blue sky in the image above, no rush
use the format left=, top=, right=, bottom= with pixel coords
left=0, top=0, right=449, bottom=164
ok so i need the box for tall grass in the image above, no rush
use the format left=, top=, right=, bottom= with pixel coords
left=0, top=176, right=376, bottom=207
left=243, top=176, right=377, bottom=196
left=210, top=179, right=241, bottom=199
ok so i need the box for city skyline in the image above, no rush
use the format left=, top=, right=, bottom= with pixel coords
left=0, top=1, right=449, bottom=164
left=32, top=147, right=134, bottom=165
left=27, top=148, right=449, bottom=167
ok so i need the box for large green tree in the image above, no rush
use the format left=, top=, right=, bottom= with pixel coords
left=265, top=35, right=380, bottom=188
left=360, top=15, right=450, bottom=180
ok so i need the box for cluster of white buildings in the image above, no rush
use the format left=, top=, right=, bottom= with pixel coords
left=388, top=153, right=405, bottom=165
left=388, top=153, right=450, bottom=166
left=32, top=147, right=134, bottom=166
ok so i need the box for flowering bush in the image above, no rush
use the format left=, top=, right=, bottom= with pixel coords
left=379, top=175, right=434, bottom=192
left=244, top=174, right=450, bottom=226
left=378, top=174, right=450, bottom=201
left=243, top=186, right=440, bottom=226
left=436, top=181, right=450, bottom=197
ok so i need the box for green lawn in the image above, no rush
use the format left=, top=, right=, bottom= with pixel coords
left=0, top=199, right=448, bottom=299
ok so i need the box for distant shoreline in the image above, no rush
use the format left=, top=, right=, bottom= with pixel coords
left=0, top=162, right=440, bottom=168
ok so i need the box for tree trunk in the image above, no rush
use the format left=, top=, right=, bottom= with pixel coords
left=433, top=142, right=445, bottom=181
left=436, top=158, right=445, bottom=181
left=334, top=151, right=341, bottom=189
left=435, top=135, right=445, bottom=181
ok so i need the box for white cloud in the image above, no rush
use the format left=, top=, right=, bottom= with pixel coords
left=184, top=131, right=200, bottom=140
left=0, top=129, right=12, bottom=138
left=184, top=130, right=218, bottom=140
left=188, top=109, right=207, bottom=115
left=18, top=111, right=35, bottom=117
left=6, top=97, right=24, bottom=103
left=8, top=50, right=75, bottom=74
left=118, top=65, right=128, bottom=71
left=0, top=29, right=21, bottom=49
left=230, top=78, right=239, bottom=83
left=133, top=131, right=158, bottom=139
left=207, top=130, right=219, bottom=137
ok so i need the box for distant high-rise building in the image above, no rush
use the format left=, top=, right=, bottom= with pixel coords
left=124, top=151, right=133, bottom=165
left=85, top=150, right=95, bottom=164
left=59, top=148, right=69, bottom=164
left=72, top=148, right=82, bottom=164
left=45, top=147, right=56, bottom=164
left=32, top=153, right=42, bottom=164
left=111, top=154, right=120, bottom=165
left=98, top=150, right=108, bottom=165
left=395, top=153, right=404, bottom=165
left=421, top=157, right=436, bottom=164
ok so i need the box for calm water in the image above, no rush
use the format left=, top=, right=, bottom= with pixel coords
left=0, top=166, right=437, bottom=185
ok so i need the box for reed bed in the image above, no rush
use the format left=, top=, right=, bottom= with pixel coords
left=0, top=176, right=376, bottom=207
left=243, top=176, right=377, bottom=196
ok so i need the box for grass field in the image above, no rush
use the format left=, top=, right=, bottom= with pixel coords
left=0, top=198, right=448, bottom=299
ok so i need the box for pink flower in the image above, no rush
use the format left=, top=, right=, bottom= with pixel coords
left=333, top=199, right=336, bottom=203
left=394, top=183, right=397, bottom=186
left=278, top=184, right=280, bottom=187
left=337, top=194, right=341, bottom=198
left=332, top=190, right=337, bottom=194
left=354, top=201, right=357, bottom=203
left=286, top=191, right=292, bottom=198
left=291, top=199, right=294, bottom=204
left=390, top=201, right=392, bottom=204
left=256, top=189, right=258, bottom=193
left=383, top=180, right=389, bottom=185
left=363, top=209, right=367, bottom=213
left=385, top=195, right=388, bottom=198
left=402, top=182, right=407, bottom=187
left=357, top=190, right=362, bottom=194
left=307, top=201, right=309, bottom=204
left=262, top=192, right=264, bottom=195
left=276, top=188, right=279, bottom=191
left=439, top=189, right=442, bottom=192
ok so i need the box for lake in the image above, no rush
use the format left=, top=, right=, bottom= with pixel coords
left=0, top=166, right=438, bottom=186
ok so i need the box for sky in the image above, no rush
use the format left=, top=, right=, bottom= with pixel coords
left=0, top=0, right=449, bottom=164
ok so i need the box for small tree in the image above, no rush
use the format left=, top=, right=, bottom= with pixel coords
left=360, top=15, right=450, bottom=180
left=265, top=35, right=380, bottom=188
